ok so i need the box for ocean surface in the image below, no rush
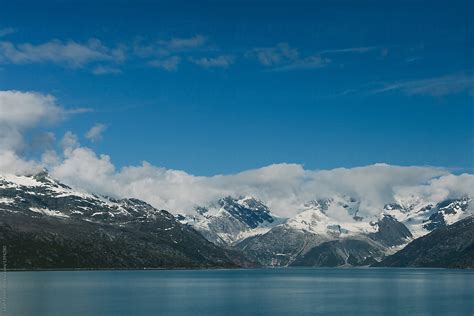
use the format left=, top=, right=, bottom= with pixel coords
left=4, top=268, right=474, bottom=315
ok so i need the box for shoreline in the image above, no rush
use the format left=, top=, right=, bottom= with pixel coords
left=5, top=266, right=472, bottom=272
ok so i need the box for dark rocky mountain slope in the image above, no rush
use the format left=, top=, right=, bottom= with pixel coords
left=375, top=216, right=474, bottom=268
left=0, top=172, right=252, bottom=269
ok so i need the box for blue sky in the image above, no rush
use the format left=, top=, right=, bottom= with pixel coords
left=1, top=0, right=473, bottom=176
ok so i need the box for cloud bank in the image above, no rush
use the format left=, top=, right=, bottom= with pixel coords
left=1, top=90, right=473, bottom=217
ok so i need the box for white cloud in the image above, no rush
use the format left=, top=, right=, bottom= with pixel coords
left=189, top=55, right=235, bottom=68
left=0, top=39, right=125, bottom=68
left=372, top=72, right=474, bottom=96
left=395, top=173, right=474, bottom=204
left=60, top=131, right=80, bottom=150
left=85, top=123, right=107, bottom=142
left=134, top=35, right=207, bottom=58
left=159, top=35, right=207, bottom=52
left=148, top=56, right=181, bottom=71
left=0, top=90, right=63, bottom=151
left=0, top=150, right=42, bottom=175
left=0, top=34, right=227, bottom=73
left=248, top=42, right=330, bottom=71
left=92, top=65, right=122, bottom=75
left=0, top=90, right=90, bottom=165
left=0, top=90, right=62, bottom=126
left=52, top=147, right=116, bottom=195
left=50, top=155, right=454, bottom=217
left=249, top=42, right=299, bottom=66
left=271, top=55, right=330, bottom=72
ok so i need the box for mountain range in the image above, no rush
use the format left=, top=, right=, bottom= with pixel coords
left=179, top=193, right=472, bottom=267
left=0, top=171, right=472, bottom=269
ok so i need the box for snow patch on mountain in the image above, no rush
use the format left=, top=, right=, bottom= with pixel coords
left=0, top=171, right=168, bottom=223
left=178, top=196, right=286, bottom=245
left=383, top=195, right=472, bottom=238
left=285, top=196, right=378, bottom=238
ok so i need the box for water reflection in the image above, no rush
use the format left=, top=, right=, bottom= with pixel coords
left=6, top=268, right=474, bottom=315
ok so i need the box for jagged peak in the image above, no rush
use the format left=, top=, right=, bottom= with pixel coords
left=217, top=195, right=270, bottom=214
left=33, top=170, right=72, bottom=190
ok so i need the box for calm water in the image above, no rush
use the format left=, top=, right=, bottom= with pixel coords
left=4, top=268, right=474, bottom=315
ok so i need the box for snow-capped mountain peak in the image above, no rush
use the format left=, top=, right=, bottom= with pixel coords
left=285, top=196, right=377, bottom=237
left=382, top=195, right=471, bottom=238
left=177, top=196, right=285, bottom=246
left=0, top=171, right=170, bottom=223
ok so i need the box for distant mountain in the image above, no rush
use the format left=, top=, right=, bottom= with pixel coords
left=183, top=196, right=415, bottom=267
left=184, top=194, right=472, bottom=267
left=2, top=171, right=472, bottom=269
left=234, top=225, right=328, bottom=266
left=289, top=215, right=414, bottom=267
left=374, top=216, right=474, bottom=268
left=291, top=239, right=385, bottom=267
left=0, top=172, right=253, bottom=269
left=238, top=213, right=413, bottom=267
left=382, top=196, right=471, bottom=238
left=177, top=196, right=285, bottom=246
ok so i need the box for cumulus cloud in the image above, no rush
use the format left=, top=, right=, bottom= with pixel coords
left=0, top=90, right=92, bottom=176
left=0, top=150, right=42, bottom=175
left=0, top=39, right=125, bottom=68
left=0, top=90, right=63, bottom=151
left=52, top=146, right=116, bottom=195
left=85, top=123, right=107, bottom=142
left=0, top=90, right=62, bottom=126
left=189, top=55, right=235, bottom=68
left=60, top=131, right=80, bottom=150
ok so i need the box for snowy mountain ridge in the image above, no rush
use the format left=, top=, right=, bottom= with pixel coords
left=1, top=171, right=471, bottom=268
left=177, top=195, right=286, bottom=245
left=0, top=170, right=171, bottom=223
